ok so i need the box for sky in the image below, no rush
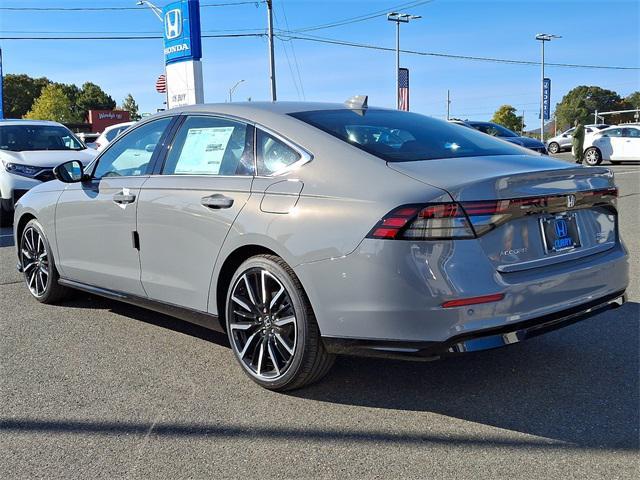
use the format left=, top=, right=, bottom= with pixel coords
left=0, top=0, right=638, bottom=130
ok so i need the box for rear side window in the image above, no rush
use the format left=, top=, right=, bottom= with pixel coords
left=163, top=116, right=254, bottom=176
left=256, top=129, right=301, bottom=175
left=290, top=109, right=526, bottom=162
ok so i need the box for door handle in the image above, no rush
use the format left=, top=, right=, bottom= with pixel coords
left=201, top=194, right=234, bottom=209
left=113, top=192, right=136, bottom=204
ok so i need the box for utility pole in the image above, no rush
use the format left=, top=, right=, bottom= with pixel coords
left=535, top=33, right=560, bottom=142
left=521, top=110, right=525, bottom=135
left=446, top=89, right=451, bottom=120
left=266, top=0, right=277, bottom=101
left=387, top=12, right=421, bottom=109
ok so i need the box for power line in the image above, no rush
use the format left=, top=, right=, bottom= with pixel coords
left=0, top=1, right=263, bottom=11
left=278, top=0, right=305, bottom=100
left=291, top=0, right=433, bottom=33
left=280, top=33, right=640, bottom=70
left=1, top=31, right=637, bottom=71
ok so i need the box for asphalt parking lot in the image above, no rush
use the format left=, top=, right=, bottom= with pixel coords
left=1, top=154, right=638, bottom=479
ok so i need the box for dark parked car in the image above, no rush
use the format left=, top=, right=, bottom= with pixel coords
left=465, top=121, right=547, bottom=154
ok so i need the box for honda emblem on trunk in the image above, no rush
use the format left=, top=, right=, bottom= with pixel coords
left=566, top=194, right=576, bottom=208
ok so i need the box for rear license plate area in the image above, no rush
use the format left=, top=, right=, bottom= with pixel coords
left=540, top=213, right=581, bottom=253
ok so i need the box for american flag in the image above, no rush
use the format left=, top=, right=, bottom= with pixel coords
left=155, top=74, right=167, bottom=94
left=398, top=68, right=409, bottom=111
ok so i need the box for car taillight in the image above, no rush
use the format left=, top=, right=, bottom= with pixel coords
left=367, top=203, right=476, bottom=240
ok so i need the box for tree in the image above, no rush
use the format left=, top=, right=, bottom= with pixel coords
left=76, top=82, right=116, bottom=119
left=626, top=91, right=640, bottom=108
left=54, top=82, right=82, bottom=122
left=120, top=93, right=141, bottom=121
left=555, top=86, right=626, bottom=129
left=2, top=74, right=51, bottom=118
left=491, top=105, right=524, bottom=133
left=24, top=84, right=77, bottom=123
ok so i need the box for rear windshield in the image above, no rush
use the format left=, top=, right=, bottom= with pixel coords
left=0, top=125, right=84, bottom=152
left=290, top=109, right=527, bottom=162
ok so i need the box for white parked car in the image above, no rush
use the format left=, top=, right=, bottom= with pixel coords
left=0, top=120, right=97, bottom=226
left=582, top=125, right=640, bottom=165
left=94, top=121, right=136, bottom=151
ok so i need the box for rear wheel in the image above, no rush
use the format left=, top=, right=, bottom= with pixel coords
left=547, top=142, right=560, bottom=154
left=225, top=254, right=334, bottom=391
left=584, top=147, right=602, bottom=166
left=19, top=219, right=69, bottom=303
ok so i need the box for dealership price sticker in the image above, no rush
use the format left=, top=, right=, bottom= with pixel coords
left=175, top=126, right=235, bottom=175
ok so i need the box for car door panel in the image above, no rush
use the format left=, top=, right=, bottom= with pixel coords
left=137, top=115, right=255, bottom=312
left=54, top=116, right=174, bottom=296
left=55, top=177, right=148, bottom=295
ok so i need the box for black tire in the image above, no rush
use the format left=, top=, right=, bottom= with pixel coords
left=584, top=147, right=602, bottom=166
left=225, top=254, right=335, bottom=391
left=547, top=142, right=560, bottom=154
left=0, top=196, right=13, bottom=228
left=19, top=219, right=70, bottom=304
left=610, top=160, right=622, bottom=165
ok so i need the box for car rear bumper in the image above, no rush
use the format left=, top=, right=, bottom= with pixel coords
left=322, top=290, right=626, bottom=360
left=294, top=238, right=629, bottom=344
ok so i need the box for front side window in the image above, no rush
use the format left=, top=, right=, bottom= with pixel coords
left=93, top=117, right=172, bottom=178
left=256, top=129, right=301, bottom=175
left=290, top=109, right=526, bottom=162
left=0, top=125, right=84, bottom=152
left=163, top=116, right=254, bottom=176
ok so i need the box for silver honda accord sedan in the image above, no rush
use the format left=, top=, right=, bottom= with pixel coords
left=13, top=99, right=628, bottom=390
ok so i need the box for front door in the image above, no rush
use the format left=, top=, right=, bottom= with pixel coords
left=55, top=117, right=173, bottom=295
left=137, top=115, right=255, bottom=311
left=622, top=127, right=640, bottom=160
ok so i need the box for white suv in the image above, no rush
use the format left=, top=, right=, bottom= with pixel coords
left=0, top=120, right=97, bottom=226
left=94, top=121, right=136, bottom=151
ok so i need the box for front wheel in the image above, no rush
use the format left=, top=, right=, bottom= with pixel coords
left=584, top=147, right=602, bottom=166
left=225, top=254, right=334, bottom=391
left=547, top=142, right=560, bottom=154
left=19, top=219, right=69, bottom=303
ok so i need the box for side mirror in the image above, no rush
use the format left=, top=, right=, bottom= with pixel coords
left=53, top=160, right=84, bottom=183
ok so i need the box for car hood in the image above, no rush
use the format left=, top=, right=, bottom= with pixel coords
left=502, top=136, right=545, bottom=148
left=0, top=149, right=97, bottom=168
left=387, top=154, right=613, bottom=201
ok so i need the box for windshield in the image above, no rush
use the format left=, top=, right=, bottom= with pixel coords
left=289, top=109, right=527, bottom=162
left=469, top=122, right=518, bottom=138
left=0, top=125, right=85, bottom=152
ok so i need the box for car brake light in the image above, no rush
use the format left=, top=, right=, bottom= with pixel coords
left=367, top=203, right=475, bottom=240
left=442, top=293, right=504, bottom=308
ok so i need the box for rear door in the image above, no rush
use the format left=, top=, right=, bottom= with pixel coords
left=137, top=115, right=255, bottom=311
left=55, top=117, right=174, bottom=295
left=622, top=127, right=640, bottom=159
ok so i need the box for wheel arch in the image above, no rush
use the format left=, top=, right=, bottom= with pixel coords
left=15, top=212, right=37, bottom=250
left=214, top=244, right=280, bottom=332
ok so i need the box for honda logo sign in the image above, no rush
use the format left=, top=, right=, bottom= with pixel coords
left=164, top=9, right=182, bottom=40
left=162, top=0, right=202, bottom=65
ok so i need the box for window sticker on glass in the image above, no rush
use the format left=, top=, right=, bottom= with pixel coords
left=174, top=127, right=235, bottom=175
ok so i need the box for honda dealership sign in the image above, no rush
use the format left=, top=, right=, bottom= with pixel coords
left=163, top=0, right=204, bottom=108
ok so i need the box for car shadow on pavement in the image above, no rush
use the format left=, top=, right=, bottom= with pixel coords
left=60, top=292, right=230, bottom=347
left=293, top=303, right=640, bottom=451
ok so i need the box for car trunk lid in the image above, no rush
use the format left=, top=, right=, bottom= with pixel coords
left=388, top=155, right=618, bottom=272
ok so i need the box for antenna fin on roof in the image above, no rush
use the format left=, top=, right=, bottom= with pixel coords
left=344, top=95, right=368, bottom=115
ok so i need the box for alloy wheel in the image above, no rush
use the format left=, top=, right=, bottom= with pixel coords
left=585, top=148, right=600, bottom=166
left=21, top=226, right=49, bottom=298
left=548, top=142, right=559, bottom=154
left=228, top=267, right=297, bottom=380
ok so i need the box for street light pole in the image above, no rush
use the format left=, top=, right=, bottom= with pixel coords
left=387, top=12, right=421, bottom=109
left=229, top=79, right=245, bottom=102
left=136, top=0, right=163, bottom=21
left=266, top=0, right=277, bottom=101
left=535, top=33, right=560, bottom=143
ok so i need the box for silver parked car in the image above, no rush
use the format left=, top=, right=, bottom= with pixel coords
left=546, top=124, right=610, bottom=154
left=13, top=100, right=628, bottom=390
